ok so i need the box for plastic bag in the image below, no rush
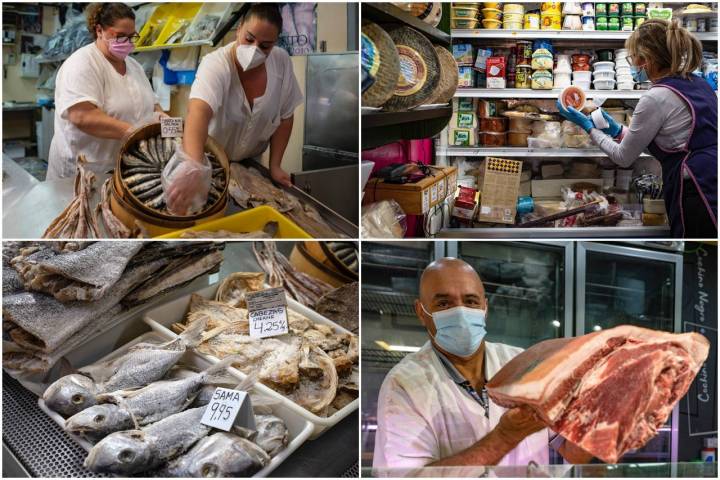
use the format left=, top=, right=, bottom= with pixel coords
left=161, top=144, right=212, bottom=216
left=562, top=120, right=592, bottom=148
left=361, top=200, right=407, bottom=238
left=529, top=121, right=563, bottom=148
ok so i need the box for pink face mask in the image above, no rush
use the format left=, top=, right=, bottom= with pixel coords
left=102, top=33, right=135, bottom=60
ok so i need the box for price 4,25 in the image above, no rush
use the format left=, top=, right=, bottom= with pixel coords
left=254, top=319, right=287, bottom=334
left=208, top=402, right=234, bottom=421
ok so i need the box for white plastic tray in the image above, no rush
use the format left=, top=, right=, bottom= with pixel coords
left=143, top=283, right=359, bottom=438
left=38, top=331, right=314, bottom=478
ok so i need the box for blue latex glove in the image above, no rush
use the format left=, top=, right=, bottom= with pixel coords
left=556, top=99, right=594, bottom=133
left=601, top=109, right=623, bottom=138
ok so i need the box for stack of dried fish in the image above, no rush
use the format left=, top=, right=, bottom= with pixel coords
left=95, top=178, right=137, bottom=238
left=180, top=221, right=279, bottom=239
left=229, top=164, right=343, bottom=238
left=170, top=272, right=359, bottom=417
left=43, top=156, right=101, bottom=239
left=253, top=241, right=334, bottom=308
left=42, top=336, right=289, bottom=476
left=315, top=282, right=359, bottom=333
left=2, top=241, right=225, bottom=375
left=120, top=134, right=226, bottom=214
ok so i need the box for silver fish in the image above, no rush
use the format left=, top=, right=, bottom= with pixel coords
left=145, top=195, right=165, bottom=210
left=122, top=153, right=152, bottom=168
left=124, top=173, right=160, bottom=188
left=123, top=166, right=160, bottom=176
left=162, top=432, right=270, bottom=477
left=65, top=356, right=237, bottom=442
left=135, top=184, right=164, bottom=201
left=129, top=178, right=162, bottom=195
left=254, top=414, right=288, bottom=457
left=84, top=407, right=211, bottom=474
left=42, top=374, right=97, bottom=418
left=138, top=140, right=156, bottom=166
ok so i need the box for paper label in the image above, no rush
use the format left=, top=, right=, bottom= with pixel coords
left=247, top=288, right=289, bottom=338
left=438, top=177, right=446, bottom=199
left=422, top=189, right=430, bottom=213
left=201, top=387, right=255, bottom=431
left=431, top=183, right=438, bottom=203
left=161, top=117, right=183, bottom=138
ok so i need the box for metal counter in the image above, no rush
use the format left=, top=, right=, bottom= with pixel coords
left=2, top=374, right=359, bottom=478
left=2, top=161, right=358, bottom=238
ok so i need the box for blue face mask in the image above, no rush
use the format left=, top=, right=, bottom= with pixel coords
left=422, top=304, right=487, bottom=357
left=631, top=65, right=649, bottom=83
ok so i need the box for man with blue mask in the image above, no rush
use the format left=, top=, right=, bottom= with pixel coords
left=373, top=258, right=591, bottom=475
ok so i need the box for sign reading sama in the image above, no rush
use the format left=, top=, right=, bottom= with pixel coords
left=200, top=387, right=255, bottom=431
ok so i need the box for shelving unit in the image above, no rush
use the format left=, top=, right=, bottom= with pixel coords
left=455, top=88, right=645, bottom=99
left=437, top=147, right=654, bottom=158
left=452, top=29, right=718, bottom=42
left=361, top=3, right=453, bottom=150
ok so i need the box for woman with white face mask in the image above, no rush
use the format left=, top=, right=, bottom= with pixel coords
left=48, top=3, right=165, bottom=180
left=165, top=3, right=303, bottom=215
left=557, top=19, right=717, bottom=238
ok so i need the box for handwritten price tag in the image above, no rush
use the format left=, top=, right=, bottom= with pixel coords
left=246, top=287, right=289, bottom=339
left=161, top=117, right=183, bottom=138
left=200, top=387, right=255, bottom=431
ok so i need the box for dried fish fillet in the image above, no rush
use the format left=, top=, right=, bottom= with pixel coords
left=215, top=272, right=266, bottom=308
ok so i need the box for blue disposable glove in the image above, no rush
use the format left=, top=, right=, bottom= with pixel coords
left=556, top=99, right=594, bottom=133
left=601, top=109, right=623, bottom=138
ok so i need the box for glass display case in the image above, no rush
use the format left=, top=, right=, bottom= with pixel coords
left=576, top=242, right=684, bottom=464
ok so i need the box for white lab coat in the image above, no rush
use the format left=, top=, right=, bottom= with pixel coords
left=48, top=43, right=157, bottom=179
left=189, top=44, right=303, bottom=161
left=373, top=340, right=551, bottom=476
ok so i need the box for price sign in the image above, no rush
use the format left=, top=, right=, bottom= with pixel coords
left=161, top=117, right=183, bottom=138
left=246, top=287, right=289, bottom=339
left=200, top=387, right=255, bottom=431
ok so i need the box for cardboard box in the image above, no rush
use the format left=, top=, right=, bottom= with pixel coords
left=531, top=178, right=604, bottom=199
left=486, top=57, right=506, bottom=89
left=363, top=166, right=458, bottom=215
left=477, top=157, right=523, bottom=224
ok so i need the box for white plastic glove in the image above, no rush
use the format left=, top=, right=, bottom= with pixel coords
left=162, top=143, right=212, bottom=216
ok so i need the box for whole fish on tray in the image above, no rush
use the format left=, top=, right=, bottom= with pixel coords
left=42, top=319, right=207, bottom=417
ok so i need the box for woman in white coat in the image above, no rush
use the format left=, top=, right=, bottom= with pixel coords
left=48, top=3, right=165, bottom=179
left=165, top=3, right=303, bottom=215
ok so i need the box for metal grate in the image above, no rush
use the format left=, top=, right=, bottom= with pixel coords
left=362, top=348, right=412, bottom=365
left=361, top=289, right=416, bottom=316
left=2, top=373, right=108, bottom=478
left=341, top=462, right=359, bottom=478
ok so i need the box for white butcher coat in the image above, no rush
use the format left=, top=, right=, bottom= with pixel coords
left=373, top=340, right=551, bottom=476
left=189, top=44, right=303, bottom=162
left=48, top=43, right=157, bottom=179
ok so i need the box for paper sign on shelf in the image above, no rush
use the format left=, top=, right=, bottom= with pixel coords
left=161, top=117, right=183, bottom=138
left=200, top=387, right=255, bottom=431
left=246, top=287, right=289, bottom=338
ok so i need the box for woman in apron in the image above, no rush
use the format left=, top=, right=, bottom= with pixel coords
left=558, top=19, right=717, bottom=238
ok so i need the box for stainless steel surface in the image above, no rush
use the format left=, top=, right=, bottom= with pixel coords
left=293, top=163, right=359, bottom=224
left=304, top=53, right=359, bottom=156
left=2, top=155, right=40, bottom=216
left=243, top=159, right=358, bottom=237
left=302, top=145, right=357, bottom=169
left=2, top=173, right=111, bottom=239
left=437, top=225, right=670, bottom=238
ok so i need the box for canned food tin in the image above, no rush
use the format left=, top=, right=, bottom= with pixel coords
left=517, top=196, right=534, bottom=214
left=503, top=3, right=525, bottom=14
left=596, top=3, right=607, bottom=15
left=541, top=2, right=562, bottom=14
left=504, top=21, right=524, bottom=30
left=635, top=16, right=646, bottom=28
left=581, top=2, right=595, bottom=16
left=634, top=2, right=647, bottom=15
left=541, top=12, right=561, bottom=30
left=621, top=3, right=633, bottom=15
left=515, top=64, right=532, bottom=88
left=517, top=40, right=533, bottom=61
left=524, top=13, right=540, bottom=29
left=698, top=18, right=707, bottom=32
left=608, top=3, right=620, bottom=16
left=596, top=15, right=609, bottom=29
left=608, top=16, right=620, bottom=30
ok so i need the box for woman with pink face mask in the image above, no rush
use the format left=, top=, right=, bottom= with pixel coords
left=163, top=3, right=303, bottom=216
left=48, top=3, right=165, bottom=179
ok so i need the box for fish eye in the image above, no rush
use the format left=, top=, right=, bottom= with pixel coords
left=71, top=394, right=85, bottom=405
left=118, top=449, right=135, bottom=463
left=93, top=415, right=105, bottom=423
left=201, top=463, right=218, bottom=477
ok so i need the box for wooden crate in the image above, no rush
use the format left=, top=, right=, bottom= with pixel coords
left=363, top=166, right=458, bottom=215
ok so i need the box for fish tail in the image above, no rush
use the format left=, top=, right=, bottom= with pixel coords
left=201, top=354, right=239, bottom=381
left=179, top=317, right=208, bottom=348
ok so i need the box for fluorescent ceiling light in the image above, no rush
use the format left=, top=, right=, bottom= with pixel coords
left=375, top=340, right=421, bottom=352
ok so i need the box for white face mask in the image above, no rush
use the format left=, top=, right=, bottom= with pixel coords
left=236, top=44, right=267, bottom=71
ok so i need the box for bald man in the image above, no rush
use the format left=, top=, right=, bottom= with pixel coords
left=373, top=258, right=591, bottom=474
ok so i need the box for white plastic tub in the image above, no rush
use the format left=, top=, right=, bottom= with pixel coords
left=572, top=70, right=592, bottom=82
left=593, top=78, right=617, bottom=90
left=593, top=61, right=615, bottom=72
left=38, top=331, right=314, bottom=478
left=593, top=70, right=616, bottom=80
left=143, top=284, right=358, bottom=439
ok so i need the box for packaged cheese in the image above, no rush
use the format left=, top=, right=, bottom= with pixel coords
left=449, top=128, right=478, bottom=146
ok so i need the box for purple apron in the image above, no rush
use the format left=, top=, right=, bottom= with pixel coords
left=646, top=75, right=718, bottom=237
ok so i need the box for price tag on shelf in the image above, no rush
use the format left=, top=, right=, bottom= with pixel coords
left=246, top=287, right=289, bottom=339
left=161, top=117, right=183, bottom=138
left=200, top=387, right=255, bottom=431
